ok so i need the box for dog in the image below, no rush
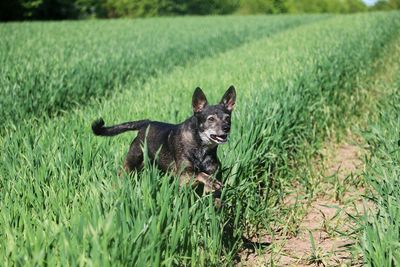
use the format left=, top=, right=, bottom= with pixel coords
left=92, top=86, right=236, bottom=194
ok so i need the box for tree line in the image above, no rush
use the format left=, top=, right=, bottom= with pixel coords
left=1, top=0, right=399, bottom=21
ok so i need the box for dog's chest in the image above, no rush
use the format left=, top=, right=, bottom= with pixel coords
left=189, top=147, right=218, bottom=174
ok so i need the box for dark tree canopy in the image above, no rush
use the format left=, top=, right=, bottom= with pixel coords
left=0, top=0, right=398, bottom=21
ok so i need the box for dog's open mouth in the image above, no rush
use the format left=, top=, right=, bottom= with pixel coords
left=210, top=134, right=228, bottom=143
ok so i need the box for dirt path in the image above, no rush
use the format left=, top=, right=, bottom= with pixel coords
left=239, top=140, right=369, bottom=266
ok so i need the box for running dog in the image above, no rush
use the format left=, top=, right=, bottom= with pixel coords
left=92, top=86, right=236, bottom=194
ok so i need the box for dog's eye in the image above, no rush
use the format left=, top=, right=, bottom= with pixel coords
left=207, top=116, right=215, bottom=122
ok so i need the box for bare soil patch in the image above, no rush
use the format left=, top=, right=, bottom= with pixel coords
left=238, top=141, right=368, bottom=266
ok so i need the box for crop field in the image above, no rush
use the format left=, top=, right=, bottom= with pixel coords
left=357, top=39, right=400, bottom=266
left=0, top=15, right=326, bottom=126
left=1, top=12, right=400, bottom=266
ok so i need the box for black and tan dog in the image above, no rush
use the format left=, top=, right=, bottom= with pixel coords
left=92, top=86, right=236, bottom=194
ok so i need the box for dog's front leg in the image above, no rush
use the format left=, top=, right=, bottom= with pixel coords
left=179, top=172, right=222, bottom=192
left=195, top=172, right=223, bottom=193
left=196, top=172, right=223, bottom=208
left=179, top=172, right=223, bottom=208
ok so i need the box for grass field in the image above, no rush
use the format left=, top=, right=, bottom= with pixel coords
left=359, top=81, right=400, bottom=267
left=0, top=14, right=326, bottom=126
left=1, top=12, right=400, bottom=266
left=356, top=40, right=400, bottom=267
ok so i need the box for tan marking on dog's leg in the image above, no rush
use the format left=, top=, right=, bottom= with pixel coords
left=179, top=172, right=222, bottom=192
left=179, top=173, right=199, bottom=187
left=195, top=172, right=223, bottom=193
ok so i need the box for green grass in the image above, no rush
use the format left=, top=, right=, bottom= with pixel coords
left=357, top=41, right=400, bottom=266
left=1, top=12, right=400, bottom=266
left=0, top=14, right=326, bottom=126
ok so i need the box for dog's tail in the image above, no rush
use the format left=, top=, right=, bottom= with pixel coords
left=92, top=118, right=150, bottom=136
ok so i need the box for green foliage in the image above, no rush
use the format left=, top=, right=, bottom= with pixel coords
left=1, top=0, right=371, bottom=21
left=0, top=0, right=241, bottom=20
left=0, top=15, right=324, bottom=127
left=2, top=0, right=399, bottom=21
left=360, top=92, right=400, bottom=266
left=100, top=0, right=239, bottom=17
left=281, top=0, right=367, bottom=13
left=21, top=0, right=80, bottom=19
left=372, top=0, right=400, bottom=10
left=102, top=0, right=159, bottom=17
left=0, top=12, right=399, bottom=265
left=237, top=0, right=278, bottom=14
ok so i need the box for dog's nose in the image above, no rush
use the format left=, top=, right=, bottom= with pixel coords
left=223, top=125, right=230, bottom=133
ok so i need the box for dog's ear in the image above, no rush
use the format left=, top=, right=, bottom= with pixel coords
left=220, top=85, right=236, bottom=112
left=192, top=87, right=208, bottom=113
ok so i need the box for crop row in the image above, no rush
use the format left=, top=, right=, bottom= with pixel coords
left=0, top=15, right=325, bottom=126
left=1, top=12, right=399, bottom=266
left=359, top=49, right=400, bottom=266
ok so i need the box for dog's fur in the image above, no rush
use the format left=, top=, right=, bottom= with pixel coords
left=92, top=86, right=236, bottom=193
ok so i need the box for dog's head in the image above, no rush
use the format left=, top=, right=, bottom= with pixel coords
left=192, top=86, right=236, bottom=145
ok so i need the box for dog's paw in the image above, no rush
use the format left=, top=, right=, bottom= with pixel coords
left=204, top=179, right=223, bottom=193
left=212, top=179, right=223, bottom=191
